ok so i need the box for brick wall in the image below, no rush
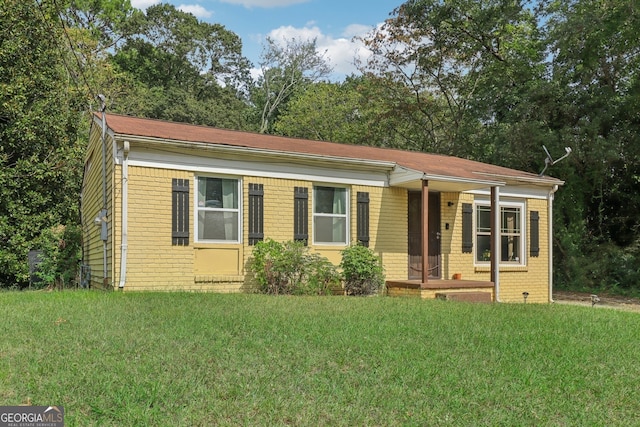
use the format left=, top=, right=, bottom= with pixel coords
left=440, top=192, right=475, bottom=281
left=498, top=198, right=550, bottom=303
left=441, top=192, right=550, bottom=303
left=363, top=186, right=407, bottom=280
left=244, top=179, right=408, bottom=284
left=107, top=161, right=550, bottom=299
left=120, top=167, right=196, bottom=291
left=113, top=170, right=410, bottom=291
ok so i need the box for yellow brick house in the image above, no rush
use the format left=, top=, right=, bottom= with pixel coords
left=81, top=113, right=563, bottom=302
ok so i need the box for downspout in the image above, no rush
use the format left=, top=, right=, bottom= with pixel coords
left=491, top=186, right=501, bottom=302
left=118, top=141, right=130, bottom=289
left=548, top=185, right=559, bottom=303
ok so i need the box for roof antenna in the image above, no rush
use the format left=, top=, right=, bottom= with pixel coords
left=97, top=94, right=106, bottom=112
left=539, top=145, right=572, bottom=176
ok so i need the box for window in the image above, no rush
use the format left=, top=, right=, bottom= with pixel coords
left=313, top=186, right=348, bottom=244
left=196, top=177, right=240, bottom=242
left=475, top=202, right=524, bottom=264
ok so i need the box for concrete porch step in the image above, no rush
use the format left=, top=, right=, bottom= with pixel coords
left=435, top=292, right=493, bottom=303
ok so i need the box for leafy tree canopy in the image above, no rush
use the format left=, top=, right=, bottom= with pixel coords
left=252, top=36, right=332, bottom=134
left=0, top=0, right=84, bottom=286
left=110, top=3, right=252, bottom=128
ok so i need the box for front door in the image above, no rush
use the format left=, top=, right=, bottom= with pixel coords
left=408, top=192, right=441, bottom=280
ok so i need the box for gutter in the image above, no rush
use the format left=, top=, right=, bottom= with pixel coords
left=548, top=185, right=559, bottom=302
left=99, top=101, right=108, bottom=285
left=118, top=141, right=130, bottom=289
left=474, top=172, right=565, bottom=187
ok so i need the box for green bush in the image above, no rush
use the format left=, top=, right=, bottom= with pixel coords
left=35, top=224, right=82, bottom=289
left=340, top=244, right=385, bottom=296
left=249, top=239, right=340, bottom=295
left=296, top=253, right=341, bottom=296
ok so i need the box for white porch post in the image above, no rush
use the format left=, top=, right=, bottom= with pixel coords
left=491, top=186, right=501, bottom=302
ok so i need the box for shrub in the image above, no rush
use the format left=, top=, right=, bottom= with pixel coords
left=249, top=239, right=340, bottom=295
left=296, top=253, right=341, bottom=296
left=35, top=224, right=82, bottom=289
left=340, top=244, right=385, bottom=296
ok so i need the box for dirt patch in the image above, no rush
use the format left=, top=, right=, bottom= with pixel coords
left=553, top=290, right=640, bottom=312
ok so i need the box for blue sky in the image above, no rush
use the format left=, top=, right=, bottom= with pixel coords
left=130, top=0, right=402, bottom=80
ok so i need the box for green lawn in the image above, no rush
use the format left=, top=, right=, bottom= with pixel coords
left=1, top=291, right=639, bottom=426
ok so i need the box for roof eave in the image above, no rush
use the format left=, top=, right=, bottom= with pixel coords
left=474, top=172, right=565, bottom=187
left=112, top=133, right=398, bottom=171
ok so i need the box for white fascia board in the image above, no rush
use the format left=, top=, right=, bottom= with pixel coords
left=474, top=172, right=565, bottom=187
left=93, top=115, right=119, bottom=165
left=467, top=185, right=550, bottom=200
left=126, top=144, right=390, bottom=187
left=92, top=113, right=104, bottom=129
left=120, top=135, right=396, bottom=170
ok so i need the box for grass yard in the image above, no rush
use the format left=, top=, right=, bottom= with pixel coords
left=1, top=291, right=640, bottom=426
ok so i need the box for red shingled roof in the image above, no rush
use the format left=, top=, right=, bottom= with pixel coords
left=98, top=113, right=562, bottom=187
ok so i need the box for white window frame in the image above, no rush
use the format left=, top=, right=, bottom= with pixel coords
left=195, top=175, right=242, bottom=243
left=474, top=199, right=526, bottom=266
left=312, top=185, right=349, bottom=246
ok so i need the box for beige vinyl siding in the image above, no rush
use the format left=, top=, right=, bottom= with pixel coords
left=81, top=123, right=115, bottom=289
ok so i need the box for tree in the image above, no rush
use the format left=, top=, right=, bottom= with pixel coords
left=110, top=3, right=252, bottom=128
left=0, top=0, right=84, bottom=287
left=252, top=36, right=332, bottom=134
left=543, top=0, right=640, bottom=290
left=54, top=0, right=144, bottom=114
left=359, top=0, right=640, bottom=293
left=274, top=80, right=366, bottom=143
left=57, top=0, right=142, bottom=51
left=359, top=0, right=548, bottom=160
left=274, top=75, right=415, bottom=148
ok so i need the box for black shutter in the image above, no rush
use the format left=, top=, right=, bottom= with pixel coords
left=172, top=178, right=189, bottom=246
left=462, top=203, right=473, bottom=253
left=357, top=192, right=370, bottom=247
left=530, top=211, right=540, bottom=257
left=248, top=183, right=264, bottom=245
left=294, top=187, right=308, bottom=245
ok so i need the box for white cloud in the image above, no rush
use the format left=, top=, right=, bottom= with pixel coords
left=249, top=67, right=263, bottom=82
left=263, top=24, right=375, bottom=79
left=130, top=0, right=160, bottom=9
left=267, top=25, right=324, bottom=43
left=176, top=4, right=213, bottom=18
left=130, top=0, right=213, bottom=18
left=342, top=24, right=374, bottom=39
left=220, top=0, right=309, bottom=8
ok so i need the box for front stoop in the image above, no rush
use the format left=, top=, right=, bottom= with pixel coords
left=435, top=291, right=492, bottom=303
left=386, top=279, right=494, bottom=301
